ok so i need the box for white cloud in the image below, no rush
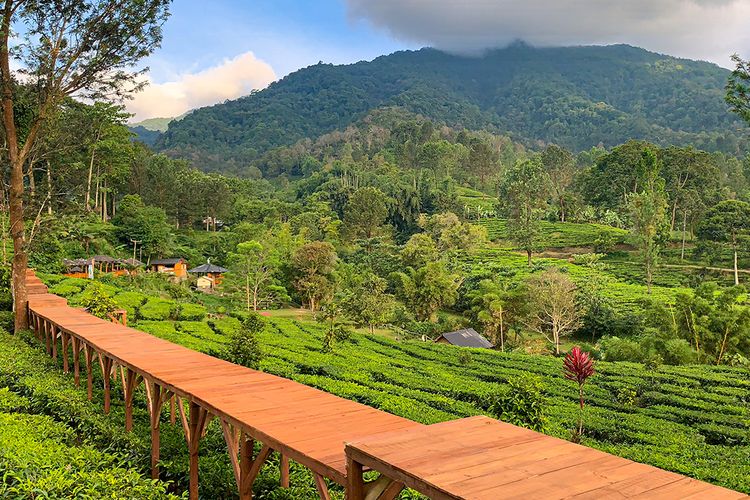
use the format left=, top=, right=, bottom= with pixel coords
left=126, top=51, right=276, bottom=121
left=345, top=0, right=750, bottom=67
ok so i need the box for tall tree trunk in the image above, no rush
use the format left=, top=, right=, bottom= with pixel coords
left=527, top=249, right=532, bottom=266
left=670, top=200, right=678, bottom=231
left=46, top=160, right=53, bottom=215
left=680, top=210, right=687, bottom=261
left=26, top=159, right=35, bottom=198
left=85, top=128, right=101, bottom=210
left=94, top=164, right=100, bottom=212
left=733, top=243, right=739, bottom=286
left=1, top=5, right=28, bottom=331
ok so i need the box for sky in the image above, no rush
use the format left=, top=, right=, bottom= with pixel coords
left=126, top=0, right=750, bottom=122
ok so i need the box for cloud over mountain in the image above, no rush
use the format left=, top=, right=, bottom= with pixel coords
left=127, top=51, right=276, bottom=121
left=345, top=0, right=750, bottom=66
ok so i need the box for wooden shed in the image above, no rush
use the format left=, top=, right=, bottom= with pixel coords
left=149, top=258, right=188, bottom=278
left=435, top=328, right=493, bottom=348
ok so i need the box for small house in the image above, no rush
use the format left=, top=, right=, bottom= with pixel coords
left=149, top=258, right=188, bottom=278
left=435, top=328, right=493, bottom=349
left=91, top=255, right=117, bottom=273
left=188, top=262, right=228, bottom=290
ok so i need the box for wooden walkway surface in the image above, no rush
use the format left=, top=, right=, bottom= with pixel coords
left=346, top=416, right=748, bottom=499
left=23, top=270, right=750, bottom=499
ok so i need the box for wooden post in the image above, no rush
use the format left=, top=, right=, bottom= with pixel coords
left=123, top=368, right=139, bottom=432
left=187, top=401, right=210, bottom=500
left=44, top=319, right=51, bottom=355
left=146, top=380, right=168, bottom=479
left=61, top=331, right=69, bottom=373
left=239, top=435, right=254, bottom=500
left=51, top=324, right=57, bottom=359
left=170, top=394, right=176, bottom=425
left=280, top=454, right=289, bottom=488
left=84, top=345, right=94, bottom=400
left=347, top=455, right=365, bottom=500
left=72, top=337, right=80, bottom=387
left=99, top=354, right=113, bottom=414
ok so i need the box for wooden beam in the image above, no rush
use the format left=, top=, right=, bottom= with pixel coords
left=363, top=476, right=404, bottom=500
left=145, top=379, right=169, bottom=479
left=72, top=337, right=80, bottom=387
left=280, top=454, right=289, bottom=488
left=347, top=456, right=365, bottom=500
left=122, top=367, right=141, bottom=432
left=44, top=318, right=51, bottom=355
left=98, top=354, right=113, bottom=414
left=51, top=324, right=57, bottom=359
left=187, top=401, right=212, bottom=500
left=220, top=419, right=242, bottom=492
left=314, top=473, right=331, bottom=500
left=239, top=435, right=254, bottom=500
left=60, top=331, right=69, bottom=373
left=84, top=344, right=94, bottom=400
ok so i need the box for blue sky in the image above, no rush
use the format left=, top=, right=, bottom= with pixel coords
left=144, top=0, right=411, bottom=82
left=127, top=0, right=750, bottom=121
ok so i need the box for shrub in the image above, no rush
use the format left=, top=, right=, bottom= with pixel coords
left=225, top=315, right=264, bottom=369
left=458, top=351, right=473, bottom=366
left=176, top=303, right=207, bottom=321
left=114, top=291, right=148, bottom=319
left=139, top=298, right=176, bottom=321
left=79, top=282, right=118, bottom=320
left=208, top=317, right=242, bottom=336
left=175, top=321, right=215, bottom=338
left=0, top=311, right=13, bottom=332
left=0, top=387, right=29, bottom=412
left=487, top=374, right=546, bottom=431
left=599, top=336, right=644, bottom=362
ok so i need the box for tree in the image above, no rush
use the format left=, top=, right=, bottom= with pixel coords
left=627, top=149, right=669, bottom=294
left=225, top=315, right=264, bottom=369
left=696, top=200, right=750, bottom=285
left=498, top=159, right=550, bottom=265
left=468, top=279, right=524, bottom=352
left=343, top=186, right=388, bottom=241
left=340, top=270, right=395, bottom=333
left=417, top=212, right=487, bottom=253
left=111, top=195, right=172, bottom=260
left=524, top=269, right=581, bottom=355
left=541, top=144, right=576, bottom=222
left=292, top=241, right=337, bottom=312
left=0, top=0, right=170, bottom=330
left=726, top=54, right=750, bottom=126
left=400, top=233, right=438, bottom=269
left=392, top=261, right=461, bottom=322
left=227, top=240, right=288, bottom=311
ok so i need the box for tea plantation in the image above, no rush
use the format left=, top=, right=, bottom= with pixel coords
left=27, top=276, right=750, bottom=494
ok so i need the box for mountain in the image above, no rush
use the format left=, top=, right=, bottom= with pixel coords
left=130, top=116, right=175, bottom=132
left=156, top=44, right=747, bottom=171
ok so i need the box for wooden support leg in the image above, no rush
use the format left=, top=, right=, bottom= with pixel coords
left=61, top=331, right=69, bottom=373
left=170, top=394, right=176, bottom=425
left=84, top=345, right=94, bottom=400
left=239, top=435, right=254, bottom=500
left=98, top=354, right=113, bottom=414
left=280, top=454, right=289, bottom=488
left=44, top=319, right=51, bottom=355
left=314, top=474, right=331, bottom=500
left=186, top=401, right=212, bottom=500
left=72, top=337, right=80, bottom=387
left=122, top=367, right=140, bottom=432
left=347, top=456, right=365, bottom=500
left=145, top=380, right=169, bottom=479
left=220, top=419, right=242, bottom=494
left=51, top=325, right=57, bottom=360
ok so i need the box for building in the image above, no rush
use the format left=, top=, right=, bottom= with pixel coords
left=435, top=328, right=493, bottom=348
left=149, top=258, right=188, bottom=278
left=188, top=262, right=229, bottom=290
left=62, top=258, right=90, bottom=278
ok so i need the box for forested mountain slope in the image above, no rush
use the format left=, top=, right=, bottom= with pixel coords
left=157, top=44, right=746, bottom=171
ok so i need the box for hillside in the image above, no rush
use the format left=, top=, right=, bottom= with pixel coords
left=157, top=44, right=747, bottom=171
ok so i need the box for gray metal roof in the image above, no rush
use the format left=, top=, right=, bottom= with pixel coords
left=188, top=263, right=228, bottom=274
left=437, top=328, right=493, bottom=348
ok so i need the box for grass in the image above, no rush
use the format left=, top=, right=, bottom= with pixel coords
left=476, top=218, right=631, bottom=249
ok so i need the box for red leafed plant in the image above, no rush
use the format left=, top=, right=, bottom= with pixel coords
left=563, top=346, right=595, bottom=440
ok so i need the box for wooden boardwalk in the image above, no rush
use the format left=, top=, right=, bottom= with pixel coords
left=23, top=270, right=749, bottom=499
left=346, top=416, right=748, bottom=499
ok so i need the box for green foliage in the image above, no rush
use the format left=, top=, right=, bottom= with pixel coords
left=111, top=194, right=173, bottom=259
left=487, top=375, right=547, bottom=432
left=176, top=303, right=207, bottom=321
left=79, top=282, right=118, bottom=320
left=225, top=315, right=265, bottom=368
left=392, top=261, right=461, bottom=322
left=139, top=298, right=176, bottom=321
left=49, top=278, right=88, bottom=296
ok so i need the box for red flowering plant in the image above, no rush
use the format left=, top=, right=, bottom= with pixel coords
left=563, top=346, right=595, bottom=441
